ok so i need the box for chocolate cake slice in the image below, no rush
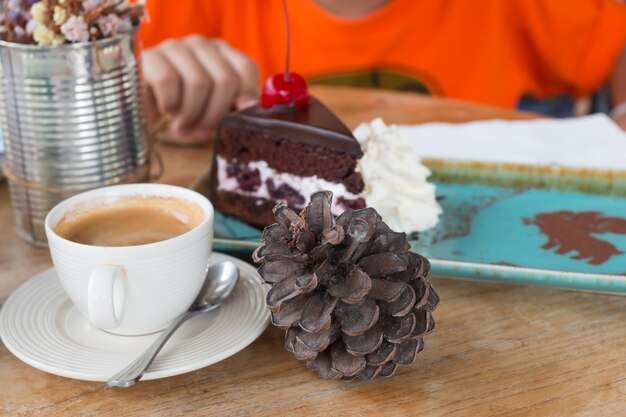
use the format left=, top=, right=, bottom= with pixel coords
left=210, top=97, right=365, bottom=227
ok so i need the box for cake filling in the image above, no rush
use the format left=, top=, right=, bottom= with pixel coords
left=217, top=157, right=365, bottom=214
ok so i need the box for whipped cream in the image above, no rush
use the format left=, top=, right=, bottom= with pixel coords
left=354, top=118, right=442, bottom=234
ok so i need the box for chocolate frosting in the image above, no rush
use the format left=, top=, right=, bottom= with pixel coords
left=220, top=97, right=363, bottom=157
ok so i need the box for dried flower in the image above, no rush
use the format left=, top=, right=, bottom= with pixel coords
left=97, top=13, right=132, bottom=36
left=7, top=0, right=22, bottom=13
left=25, top=18, right=36, bottom=34
left=32, top=23, right=63, bottom=45
left=82, top=0, right=103, bottom=11
left=118, top=16, right=132, bottom=33
left=32, top=24, right=52, bottom=45
left=2, top=0, right=143, bottom=45
left=29, top=2, right=47, bottom=23
left=60, top=15, right=89, bottom=42
left=95, top=13, right=116, bottom=36
left=114, top=2, right=125, bottom=12
left=52, top=5, right=67, bottom=25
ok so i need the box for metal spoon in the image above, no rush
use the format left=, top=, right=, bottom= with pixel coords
left=107, top=261, right=240, bottom=388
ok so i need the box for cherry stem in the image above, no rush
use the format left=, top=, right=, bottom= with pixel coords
left=282, top=0, right=291, bottom=83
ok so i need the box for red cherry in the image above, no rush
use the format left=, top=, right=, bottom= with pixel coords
left=260, top=73, right=311, bottom=109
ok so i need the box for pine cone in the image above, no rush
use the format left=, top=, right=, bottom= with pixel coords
left=253, top=191, right=439, bottom=380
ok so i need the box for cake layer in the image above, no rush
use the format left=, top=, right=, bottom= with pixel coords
left=216, top=124, right=363, bottom=194
left=216, top=156, right=365, bottom=215
left=212, top=190, right=277, bottom=227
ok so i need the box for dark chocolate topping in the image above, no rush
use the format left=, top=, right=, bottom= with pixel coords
left=220, top=97, right=363, bottom=157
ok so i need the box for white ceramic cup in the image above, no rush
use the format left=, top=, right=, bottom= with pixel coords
left=44, top=184, right=214, bottom=336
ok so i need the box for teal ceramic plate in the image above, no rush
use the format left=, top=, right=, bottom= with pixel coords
left=194, top=173, right=626, bottom=294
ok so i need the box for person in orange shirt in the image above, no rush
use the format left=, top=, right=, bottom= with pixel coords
left=140, top=0, right=626, bottom=144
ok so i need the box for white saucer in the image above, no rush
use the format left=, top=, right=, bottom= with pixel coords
left=0, top=253, right=269, bottom=382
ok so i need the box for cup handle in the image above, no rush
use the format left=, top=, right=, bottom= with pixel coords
left=88, top=266, right=126, bottom=329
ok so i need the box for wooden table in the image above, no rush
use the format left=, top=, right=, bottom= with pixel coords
left=1, top=87, right=624, bottom=417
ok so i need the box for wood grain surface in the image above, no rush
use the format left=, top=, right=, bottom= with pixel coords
left=1, top=87, right=624, bottom=417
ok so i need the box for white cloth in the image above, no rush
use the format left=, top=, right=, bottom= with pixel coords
left=397, top=114, right=626, bottom=170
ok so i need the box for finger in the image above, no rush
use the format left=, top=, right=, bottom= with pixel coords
left=190, top=38, right=241, bottom=133
left=160, top=41, right=212, bottom=135
left=216, top=41, right=260, bottom=109
left=142, top=48, right=182, bottom=116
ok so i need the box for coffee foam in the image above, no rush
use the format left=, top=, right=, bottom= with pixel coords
left=54, top=195, right=205, bottom=247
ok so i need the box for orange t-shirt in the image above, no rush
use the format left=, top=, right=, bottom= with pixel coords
left=141, top=0, right=626, bottom=109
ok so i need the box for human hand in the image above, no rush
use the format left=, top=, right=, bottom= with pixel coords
left=143, top=36, right=259, bottom=144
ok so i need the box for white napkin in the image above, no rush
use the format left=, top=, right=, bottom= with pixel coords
left=397, top=114, right=626, bottom=170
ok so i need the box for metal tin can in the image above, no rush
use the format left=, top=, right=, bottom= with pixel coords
left=0, top=33, right=147, bottom=246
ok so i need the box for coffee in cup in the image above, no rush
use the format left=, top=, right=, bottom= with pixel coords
left=54, top=195, right=205, bottom=247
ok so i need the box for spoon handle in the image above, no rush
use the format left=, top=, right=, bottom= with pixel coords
left=107, top=308, right=208, bottom=388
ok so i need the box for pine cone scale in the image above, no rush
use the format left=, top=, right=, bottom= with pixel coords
left=261, top=223, right=289, bottom=244
left=411, top=310, right=435, bottom=337
left=258, top=260, right=305, bottom=283
left=336, top=300, right=380, bottom=336
left=293, top=338, right=319, bottom=360
left=382, top=313, right=417, bottom=343
left=270, top=294, right=307, bottom=329
left=358, top=252, right=409, bottom=277
left=330, top=341, right=367, bottom=377
left=266, top=275, right=302, bottom=311
left=327, top=267, right=372, bottom=304
left=294, top=272, right=318, bottom=292
left=367, top=279, right=408, bottom=302
left=382, top=285, right=416, bottom=317
left=306, top=191, right=335, bottom=234
left=394, top=339, right=421, bottom=365
left=273, top=202, right=303, bottom=231
left=300, top=294, right=337, bottom=333
left=306, top=351, right=340, bottom=380
left=358, top=366, right=381, bottom=380
left=297, top=323, right=338, bottom=351
left=379, top=362, right=398, bottom=378
left=411, top=277, right=431, bottom=308
left=342, top=324, right=384, bottom=356
left=366, top=341, right=396, bottom=366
